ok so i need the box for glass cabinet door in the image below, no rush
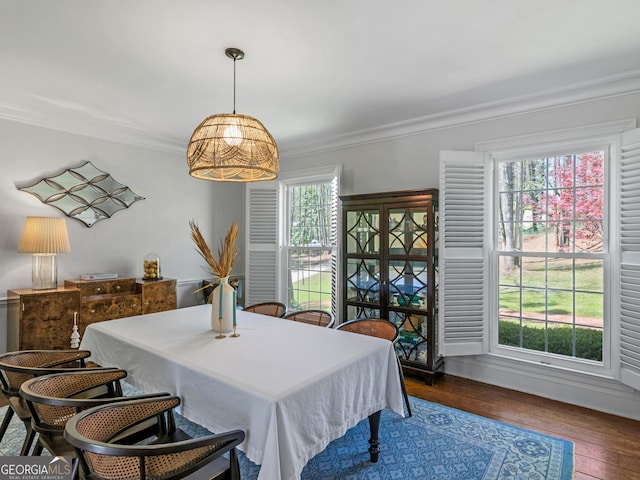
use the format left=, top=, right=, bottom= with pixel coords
left=387, top=207, right=432, bottom=364
left=345, top=210, right=380, bottom=254
left=345, top=209, right=382, bottom=320
left=345, top=258, right=381, bottom=304
left=341, top=190, right=442, bottom=384
left=388, top=208, right=429, bottom=257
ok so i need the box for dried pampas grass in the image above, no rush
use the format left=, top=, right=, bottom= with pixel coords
left=190, top=220, right=239, bottom=280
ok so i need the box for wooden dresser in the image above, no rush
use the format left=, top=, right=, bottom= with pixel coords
left=7, top=277, right=177, bottom=351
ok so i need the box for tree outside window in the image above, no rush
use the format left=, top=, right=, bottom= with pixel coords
left=497, top=152, right=605, bottom=362
left=286, top=182, right=336, bottom=312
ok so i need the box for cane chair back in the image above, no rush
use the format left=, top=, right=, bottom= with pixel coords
left=337, top=318, right=398, bottom=341
left=64, top=396, right=245, bottom=480
left=283, top=309, right=335, bottom=328
left=336, top=318, right=413, bottom=417
left=20, top=368, right=172, bottom=464
left=243, top=301, right=287, bottom=317
left=0, top=350, right=92, bottom=455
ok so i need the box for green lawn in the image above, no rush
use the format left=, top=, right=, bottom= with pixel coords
left=499, top=259, right=603, bottom=320
left=290, top=271, right=332, bottom=310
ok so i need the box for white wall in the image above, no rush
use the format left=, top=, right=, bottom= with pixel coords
left=279, top=93, right=640, bottom=420
left=0, top=119, right=245, bottom=351
left=3, top=92, right=640, bottom=418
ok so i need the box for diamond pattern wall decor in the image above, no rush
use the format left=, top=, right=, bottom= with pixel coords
left=17, top=161, right=145, bottom=227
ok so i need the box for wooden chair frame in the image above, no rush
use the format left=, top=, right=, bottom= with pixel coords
left=20, top=369, right=174, bottom=479
left=242, top=301, right=287, bottom=317
left=0, top=349, right=93, bottom=455
left=283, top=309, right=335, bottom=328
left=64, top=396, right=245, bottom=480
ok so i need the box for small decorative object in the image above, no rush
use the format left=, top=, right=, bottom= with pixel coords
left=142, top=253, right=162, bottom=280
left=230, top=290, right=240, bottom=337
left=70, top=312, right=80, bottom=348
left=190, top=221, right=239, bottom=334
left=81, top=273, right=118, bottom=280
left=213, top=276, right=236, bottom=338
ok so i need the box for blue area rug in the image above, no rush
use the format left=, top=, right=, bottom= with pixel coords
left=0, top=391, right=574, bottom=480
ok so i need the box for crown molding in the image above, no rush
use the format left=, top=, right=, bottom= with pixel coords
left=0, top=105, right=186, bottom=154
left=1, top=70, right=640, bottom=158
left=280, top=69, right=640, bottom=159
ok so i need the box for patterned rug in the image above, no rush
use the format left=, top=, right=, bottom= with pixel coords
left=0, top=393, right=574, bottom=480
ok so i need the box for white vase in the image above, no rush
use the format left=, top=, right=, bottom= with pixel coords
left=211, top=276, right=235, bottom=333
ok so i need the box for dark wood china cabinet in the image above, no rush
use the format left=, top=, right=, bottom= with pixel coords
left=341, top=189, right=443, bottom=384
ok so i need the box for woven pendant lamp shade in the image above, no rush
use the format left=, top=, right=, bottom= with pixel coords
left=187, top=113, right=278, bottom=182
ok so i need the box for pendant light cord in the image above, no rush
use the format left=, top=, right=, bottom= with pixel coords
left=232, top=55, right=237, bottom=114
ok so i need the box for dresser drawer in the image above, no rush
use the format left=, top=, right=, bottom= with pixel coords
left=80, top=293, right=142, bottom=322
left=66, top=278, right=137, bottom=296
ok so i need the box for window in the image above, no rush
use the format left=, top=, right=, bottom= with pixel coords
left=496, top=152, right=606, bottom=364
left=245, top=165, right=340, bottom=316
left=439, top=119, right=640, bottom=386
left=285, top=182, right=336, bottom=311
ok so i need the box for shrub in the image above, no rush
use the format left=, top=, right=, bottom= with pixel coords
left=498, top=320, right=602, bottom=361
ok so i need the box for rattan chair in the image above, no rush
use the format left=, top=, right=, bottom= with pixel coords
left=243, top=301, right=287, bottom=317
left=0, top=349, right=93, bottom=455
left=64, top=396, right=245, bottom=480
left=20, top=369, right=174, bottom=476
left=336, top=318, right=412, bottom=417
left=283, top=309, right=335, bottom=328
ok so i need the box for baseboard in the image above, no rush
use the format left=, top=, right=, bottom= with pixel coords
left=445, top=354, right=640, bottom=421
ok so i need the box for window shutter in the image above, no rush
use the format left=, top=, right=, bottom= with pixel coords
left=246, top=183, right=279, bottom=305
left=330, top=174, right=340, bottom=319
left=439, top=151, right=490, bottom=356
left=620, top=127, right=640, bottom=389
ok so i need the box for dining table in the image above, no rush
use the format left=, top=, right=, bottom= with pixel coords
left=79, top=304, right=405, bottom=480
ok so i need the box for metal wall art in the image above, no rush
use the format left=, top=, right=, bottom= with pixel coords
left=17, top=161, right=145, bottom=227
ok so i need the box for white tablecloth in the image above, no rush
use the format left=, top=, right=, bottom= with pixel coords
left=80, top=304, right=404, bottom=480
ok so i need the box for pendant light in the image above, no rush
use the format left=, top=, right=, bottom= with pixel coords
left=187, top=48, right=278, bottom=182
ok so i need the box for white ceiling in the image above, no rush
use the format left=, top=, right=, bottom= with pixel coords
left=2, top=0, right=640, bottom=158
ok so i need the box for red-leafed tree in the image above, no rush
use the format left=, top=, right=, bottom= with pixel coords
left=535, top=152, right=604, bottom=251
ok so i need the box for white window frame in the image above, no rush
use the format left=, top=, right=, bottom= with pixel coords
left=490, top=145, right=611, bottom=376
left=279, top=169, right=340, bottom=313
left=440, top=119, right=637, bottom=382
left=245, top=164, right=341, bottom=313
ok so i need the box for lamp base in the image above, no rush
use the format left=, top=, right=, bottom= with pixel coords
left=32, top=254, right=58, bottom=290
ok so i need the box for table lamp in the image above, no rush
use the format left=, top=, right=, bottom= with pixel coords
left=18, top=216, right=71, bottom=290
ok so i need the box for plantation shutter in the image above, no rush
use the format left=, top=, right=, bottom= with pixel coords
left=330, top=174, right=340, bottom=319
left=439, top=151, right=491, bottom=356
left=620, top=127, right=640, bottom=389
left=245, top=182, right=279, bottom=305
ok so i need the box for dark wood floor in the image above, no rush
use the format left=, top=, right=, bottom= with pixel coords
left=3, top=372, right=636, bottom=477
left=406, top=374, right=640, bottom=480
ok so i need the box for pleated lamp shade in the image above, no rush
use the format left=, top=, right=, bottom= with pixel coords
left=18, top=216, right=70, bottom=290
left=18, top=217, right=71, bottom=254
left=187, top=113, right=279, bottom=182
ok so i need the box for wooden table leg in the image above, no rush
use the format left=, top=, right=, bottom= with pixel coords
left=368, top=410, right=381, bottom=463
